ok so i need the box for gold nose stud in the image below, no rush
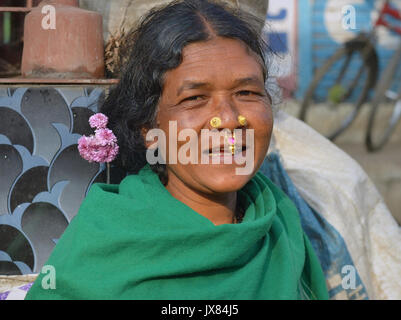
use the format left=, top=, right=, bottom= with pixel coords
left=210, top=117, right=222, bottom=128
left=238, top=115, right=247, bottom=126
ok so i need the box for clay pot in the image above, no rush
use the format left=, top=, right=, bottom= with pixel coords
left=21, top=0, right=105, bottom=78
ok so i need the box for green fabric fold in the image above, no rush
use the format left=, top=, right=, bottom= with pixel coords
left=26, top=165, right=328, bottom=300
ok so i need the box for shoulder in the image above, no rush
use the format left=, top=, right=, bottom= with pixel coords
left=254, top=171, right=305, bottom=249
left=254, top=171, right=300, bottom=216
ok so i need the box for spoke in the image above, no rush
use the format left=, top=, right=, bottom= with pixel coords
left=341, top=66, right=365, bottom=102
left=335, top=54, right=353, bottom=84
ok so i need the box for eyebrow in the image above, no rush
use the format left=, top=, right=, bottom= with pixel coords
left=176, top=81, right=210, bottom=96
left=231, top=76, right=264, bottom=89
left=176, top=76, right=264, bottom=96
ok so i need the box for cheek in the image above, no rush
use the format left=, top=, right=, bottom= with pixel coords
left=156, top=109, right=206, bottom=163
left=252, top=106, right=274, bottom=152
left=252, top=104, right=273, bottom=134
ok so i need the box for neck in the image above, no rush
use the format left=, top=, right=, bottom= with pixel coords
left=165, top=171, right=237, bottom=226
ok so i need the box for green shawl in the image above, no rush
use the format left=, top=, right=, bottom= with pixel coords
left=26, top=165, right=328, bottom=300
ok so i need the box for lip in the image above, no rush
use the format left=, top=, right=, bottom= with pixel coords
left=204, top=145, right=248, bottom=156
left=205, top=146, right=249, bottom=165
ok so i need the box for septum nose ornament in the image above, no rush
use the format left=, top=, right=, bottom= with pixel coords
left=226, top=131, right=236, bottom=155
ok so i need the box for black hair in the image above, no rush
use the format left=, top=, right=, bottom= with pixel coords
left=101, top=0, right=270, bottom=185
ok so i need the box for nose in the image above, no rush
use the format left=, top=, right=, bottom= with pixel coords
left=208, top=96, right=245, bottom=131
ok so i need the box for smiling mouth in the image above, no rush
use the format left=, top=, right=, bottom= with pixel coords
left=205, top=145, right=248, bottom=156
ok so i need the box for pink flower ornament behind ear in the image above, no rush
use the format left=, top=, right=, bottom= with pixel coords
left=88, top=112, right=108, bottom=129
left=78, top=113, right=119, bottom=163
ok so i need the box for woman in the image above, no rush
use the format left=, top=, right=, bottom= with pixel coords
left=26, top=0, right=329, bottom=300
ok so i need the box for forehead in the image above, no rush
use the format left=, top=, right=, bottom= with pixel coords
left=164, top=37, right=265, bottom=85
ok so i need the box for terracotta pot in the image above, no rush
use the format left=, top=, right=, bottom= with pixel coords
left=21, top=0, right=104, bottom=78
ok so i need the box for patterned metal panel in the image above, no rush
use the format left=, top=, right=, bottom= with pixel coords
left=0, top=86, right=111, bottom=275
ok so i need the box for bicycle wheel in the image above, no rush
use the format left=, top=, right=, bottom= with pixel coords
left=300, top=36, right=378, bottom=140
left=366, top=43, right=401, bottom=152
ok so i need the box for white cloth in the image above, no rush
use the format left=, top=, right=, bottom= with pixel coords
left=270, top=109, right=401, bottom=300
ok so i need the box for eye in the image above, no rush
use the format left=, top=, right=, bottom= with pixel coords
left=237, top=90, right=262, bottom=97
left=238, top=90, right=252, bottom=96
left=182, top=95, right=205, bottom=102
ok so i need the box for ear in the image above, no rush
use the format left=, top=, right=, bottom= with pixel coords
left=141, top=126, right=153, bottom=149
left=141, top=124, right=161, bottom=150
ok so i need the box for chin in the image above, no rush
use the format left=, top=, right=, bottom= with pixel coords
left=201, top=165, right=255, bottom=193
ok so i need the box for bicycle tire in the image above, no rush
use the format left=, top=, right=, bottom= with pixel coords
left=366, top=43, right=401, bottom=152
left=300, top=36, right=378, bottom=141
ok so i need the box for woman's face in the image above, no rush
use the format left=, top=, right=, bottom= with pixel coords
left=154, top=37, right=273, bottom=194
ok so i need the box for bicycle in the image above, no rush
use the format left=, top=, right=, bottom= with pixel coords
left=299, top=0, right=401, bottom=152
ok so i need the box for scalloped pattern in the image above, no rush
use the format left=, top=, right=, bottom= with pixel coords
left=0, top=87, right=106, bottom=274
